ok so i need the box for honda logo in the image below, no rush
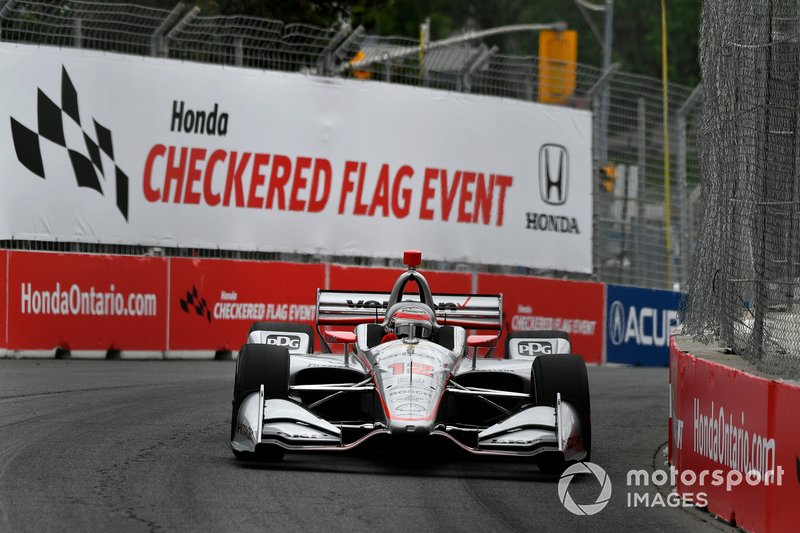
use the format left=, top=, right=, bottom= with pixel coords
left=539, top=144, right=568, bottom=205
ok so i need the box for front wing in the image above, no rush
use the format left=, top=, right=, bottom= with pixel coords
left=232, top=383, right=588, bottom=461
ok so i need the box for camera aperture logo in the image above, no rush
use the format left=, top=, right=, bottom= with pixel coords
left=558, top=462, right=612, bottom=516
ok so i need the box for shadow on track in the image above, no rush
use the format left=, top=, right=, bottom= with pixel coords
left=226, top=437, right=600, bottom=485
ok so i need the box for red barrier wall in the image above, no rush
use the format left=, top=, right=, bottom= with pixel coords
left=0, top=250, right=6, bottom=349
left=0, top=251, right=610, bottom=362
left=670, top=339, right=800, bottom=532
left=6, top=251, right=167, bottom=351
left=478, top=273, right=605, bottom=362
left=769, top=383, right=800, bottom=530
left=168, top=258, right=324, bottom=351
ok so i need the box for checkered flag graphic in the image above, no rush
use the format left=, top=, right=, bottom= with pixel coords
left=179, top=286, right=212, bottom=322
left=9, top=67, right=129, bottom=221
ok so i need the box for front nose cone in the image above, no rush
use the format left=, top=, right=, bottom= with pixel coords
left=387, top=419, right=435, bottom=435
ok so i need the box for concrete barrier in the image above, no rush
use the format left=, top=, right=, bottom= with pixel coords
left=669, top=337, right=800, bottom=532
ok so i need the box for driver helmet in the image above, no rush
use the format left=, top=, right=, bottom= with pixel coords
left=390, top=307, right=434, bottom=339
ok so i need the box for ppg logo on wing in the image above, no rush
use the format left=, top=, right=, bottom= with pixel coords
left=247, top=330, right=309, bottom=352
left=516, top=341, right=553, bottom=356
left=266, top=335, right=302, bottom=349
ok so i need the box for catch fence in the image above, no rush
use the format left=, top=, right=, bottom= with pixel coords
left=0, top=0, right=701, bottom=290
left=682, top=0, right=800, bottom=377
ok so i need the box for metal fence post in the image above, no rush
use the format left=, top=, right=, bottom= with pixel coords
left=419, top=17, right=430, bottom=87
left=459, top=45, right=496, bottom=93
left=636, top=97, right=646, bottom=285
left=599, top=0, right=614, bottom=163
left=751, top=13, right=774, bottom=360
left=73, top=17, right=82, bottom=48
left=676, top=84, right=702, bottom=289
left=592, top=88, right=602, bottom=277
left=151, top=2, right=185, bottom=57
left=234, top=37, right=243, bottom=66
left=789, top=70, right=800, bottom=312
left=0, top=0, right=17, bottom=41
left=321, top=25, right=363, bottom=78
left=587, top=65, right=619, bottom=140
left=163, top=6, right=199, bottom=57
left=588, top=64, right=619, bottom=282
left=315, top=24, right=351, bottom=76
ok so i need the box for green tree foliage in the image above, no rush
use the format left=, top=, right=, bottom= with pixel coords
left=97, top=0, right=700, bottom=86
left=216, top=0, right=345, bottom=26
left=353, top=0, right=700, bottom=86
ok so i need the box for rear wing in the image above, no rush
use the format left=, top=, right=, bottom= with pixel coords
left=316, top=290, right=503, bottom=330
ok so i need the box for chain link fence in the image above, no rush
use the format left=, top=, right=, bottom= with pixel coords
left=595, top=73, right=702, bottom=290
left=682, top=0, right=800, bottom=377
left=0, top=0, right=701, bottom=290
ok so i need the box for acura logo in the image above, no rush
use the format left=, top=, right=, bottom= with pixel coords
left=608, top=300, right=625, bottom=346
left=539, top=144, right=568, bottom=205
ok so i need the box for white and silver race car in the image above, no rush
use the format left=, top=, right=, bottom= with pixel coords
left=231, top=250, right=590, bottom=472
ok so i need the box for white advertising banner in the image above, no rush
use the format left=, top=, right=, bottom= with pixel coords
left=0, top=43, right=593, bottom=272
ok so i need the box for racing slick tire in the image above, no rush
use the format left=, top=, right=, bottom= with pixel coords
left=247, top=321, right=315, bottom=353
left=231, top=344, right=290, bottom=460
left=531, top=354, right=591, bottom=473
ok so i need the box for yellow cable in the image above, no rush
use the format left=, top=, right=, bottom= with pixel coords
left=662, top=0, right=671, bottom=289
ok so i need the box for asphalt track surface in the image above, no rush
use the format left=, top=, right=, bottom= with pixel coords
left=0, top=360, right=734, bottom=533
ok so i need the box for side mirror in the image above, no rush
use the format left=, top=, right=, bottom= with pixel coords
left=467, top=334, right=499, bottom=370
left=466, top=334, right=499, bottom=348
left=322, top=330, right=357, bottom=368
left=323, top=330, right=357, bottom=344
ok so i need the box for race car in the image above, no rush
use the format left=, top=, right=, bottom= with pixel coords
left=231, top=250, right=591, bottom=472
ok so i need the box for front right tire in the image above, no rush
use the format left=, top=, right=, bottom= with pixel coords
left=231, top=344, right=291, bottom=460
left=531, top=354, right=591, bottom=473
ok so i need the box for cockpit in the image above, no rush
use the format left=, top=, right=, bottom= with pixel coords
left=316, top=249, right=502, bottom=354
left=385, top=305, right=435, bottom=340
left=380, top=250, right=438, bottom=341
